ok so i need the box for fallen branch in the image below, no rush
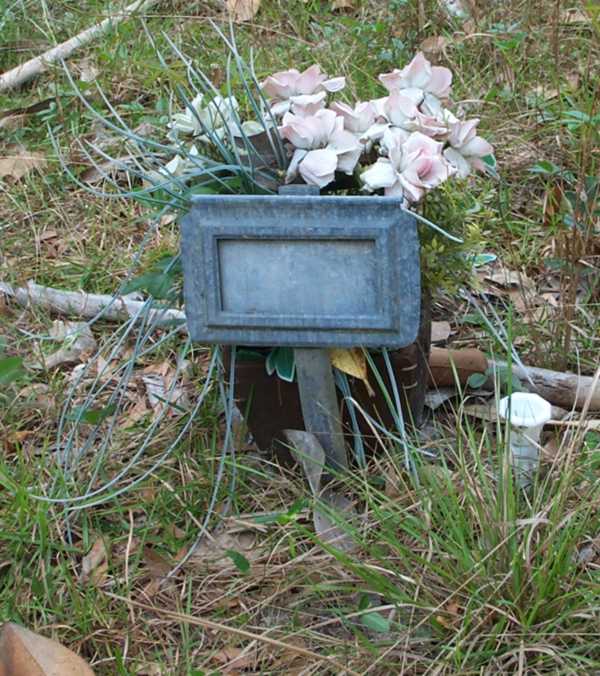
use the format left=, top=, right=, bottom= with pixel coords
left=0, top=0, right=160, bottom=92
left=0, top=280, right=186, bottom=331
left=3, top=281, right=599, bottom=411
left=429, top=347, right=600, bottom=411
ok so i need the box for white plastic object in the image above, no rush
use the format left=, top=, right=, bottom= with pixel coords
left=498, top=393, right=552, bottom=486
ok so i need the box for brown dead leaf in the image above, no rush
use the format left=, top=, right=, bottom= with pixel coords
left=184, top=528, right=261, bottom=569
left=435, top=601, right=461, bottom=629
left=141, top=361, right=190, bottom=418
left=484, top=267, right=535, bottom=291
left=332, top=0, right=355, bottom=9
left=35, top=321, right=97, bottom=370
left=212, top=646, right=257, bottom=671
left=431, top=320, right=451, bottom=344
left=419, top=36, right=448, bottom=55
left=142, top=547, right=173, bottom=596
left=0, top=114, right=27, bottom=131
left=80, top=538, right=108, bottom=586
left=561, top=7, right=590, bottom=23
left=0, top=147, right=46, bottom=181
left=18, top=383, right=52, bottom=412
left=226, top=0, right=260, bottom=22
left=0, top=98, right=53, bottom=131
left=0, top=622, right=95, bottom=676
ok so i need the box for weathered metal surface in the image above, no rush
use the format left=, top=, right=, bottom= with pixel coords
left=294, top=347, right=348, bottom=471
left=181, top=193, right=420, bottom=348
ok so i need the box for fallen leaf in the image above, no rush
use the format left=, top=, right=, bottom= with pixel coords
left=419, top=36, right=448, bottom=55
left=0, top=622, right=95, bottom=676
left=80, top=538, right=108, bottom=586
left=431, top=321, right=451, bottom=344
left=0, top=147, right=46, bottom=181
left=183, top=528, right=262, bottom=570
left=484, top=267, right=535, bottom=291
left=78, top=58, right=100, bottom=83
left=0, top=99, right=53, bottom=131
left=332, top=0, right=355, bottom=9
left=212, top=646, right=257, bottom=671
left=561, top=7, right=590, bottom=23
left=330, top=347, right=374, bottom=396
left=314, top=487, right=358, bottom=553
left=142, top=547, right=173, bottom=596
left=226, top=0, right=260, bottom=22
left=142, top=364, right=190, bottom=418
left=36, top=321, right=97, bottom=370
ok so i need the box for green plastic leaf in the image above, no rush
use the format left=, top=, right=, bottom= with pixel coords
left=471, top=253, right=497, bottom=267
left=482, top=154, right=499, bottom=179
left=266, top=347, right=296, bottom=382
left=0, top=356, right=26, bottom=386
left=361, top=611, right=390, bottom=633
left=467, top=372, right=487, bottom=389
left=529, top=160, right=561, bottom=176
left=225, top=549, right=250, bottom=574
left=275, top=347, right=295, bottom=382
left=67, top=403, right=117, bottom=425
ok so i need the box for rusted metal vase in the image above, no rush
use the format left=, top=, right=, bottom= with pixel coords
left=226, top=291, right=431, bottom=464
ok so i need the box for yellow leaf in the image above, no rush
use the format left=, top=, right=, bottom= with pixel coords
left=225, top=0, right=260, bottom=22
left=329, top=348, right=374, bottom=396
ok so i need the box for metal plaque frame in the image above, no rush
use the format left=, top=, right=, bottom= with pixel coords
left=181, top=194, right=420, bottom=349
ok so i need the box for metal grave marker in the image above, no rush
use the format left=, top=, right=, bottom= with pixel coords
left=181, top=186, right=420, bottom=470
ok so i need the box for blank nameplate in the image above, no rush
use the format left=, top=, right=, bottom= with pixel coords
left=181, top=194, right=420, bottom=348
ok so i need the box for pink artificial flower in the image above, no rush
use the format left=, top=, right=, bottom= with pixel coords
left=379, top=52, right=452, bottom=99
left=289, top=91, right=327, bottom=117
left=366, top=90, right=450, bottom=143
left=361, top=131, right=450, bottom=202
left=329, top=100, right=377, bottom=135
left=444, top=118, right=494, bottom=177
left=279, top=109, right=362, bottom=188
left=262, top=64, right=345, bottom=116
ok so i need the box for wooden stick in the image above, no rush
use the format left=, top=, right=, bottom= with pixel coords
left=0, top=0, right=160, bottom=92
left=0, top=280, right=186, bottom=330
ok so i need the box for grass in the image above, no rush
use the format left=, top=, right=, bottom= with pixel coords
left=1, top=0, right=599, bottom=673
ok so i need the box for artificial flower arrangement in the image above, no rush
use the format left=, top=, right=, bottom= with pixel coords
left=166, top=51, right=494, bottom=204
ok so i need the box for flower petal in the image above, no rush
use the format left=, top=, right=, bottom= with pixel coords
left=427, top=66, right=452, bottom=98
left=297, top=64, right=327, bottom=94
left=378, top=70, right=403, bottom=92
left=298, top=148, right=338, bottom=188
left=443, top=147, right=472, bottom=178
left=285, top=148, right=308, bottom=183
left=290, top=91, right=327, bottom=117
left=462, top=135, right=493, bottom=158
left=321, top=76, right=346, bottom=92
left=361, top=159, right=398, bottom=191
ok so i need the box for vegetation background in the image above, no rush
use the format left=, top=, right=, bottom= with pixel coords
left=0, top=0, right=598, bottom=673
